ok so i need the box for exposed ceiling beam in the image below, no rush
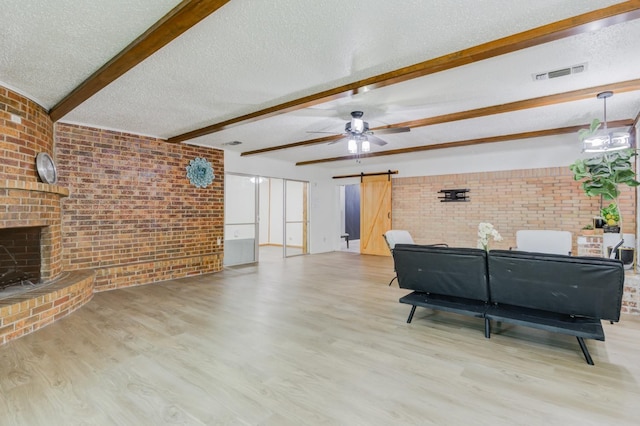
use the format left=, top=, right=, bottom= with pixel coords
left=49, top=0, right=230, bottom=122
left=241, top=79, right=640, bottom=156
left=388, top=79, right=640, bottom=130
left=295, top=120, right=635, bottom=166
left=168, top=2, right=640, bottom=144
left=241, top=134, right=344, bottom=156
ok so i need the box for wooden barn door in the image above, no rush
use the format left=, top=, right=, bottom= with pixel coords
left=360, top=175, right=392, bottom=256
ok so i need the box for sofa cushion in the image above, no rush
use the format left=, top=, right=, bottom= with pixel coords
left=487, top=250, right=624, bottom=321
left=393, top=244, right=490, bottom=302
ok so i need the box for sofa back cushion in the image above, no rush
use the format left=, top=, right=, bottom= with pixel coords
left=488, top=250, right=624, bottom=321
left=393, top=244, right=490, bottom=301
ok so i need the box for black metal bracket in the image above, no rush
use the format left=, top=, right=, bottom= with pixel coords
left=438, top=188, right=470, bottom=202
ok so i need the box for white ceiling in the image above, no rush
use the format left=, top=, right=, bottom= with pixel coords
left=1, top=0, right=639, bottom=170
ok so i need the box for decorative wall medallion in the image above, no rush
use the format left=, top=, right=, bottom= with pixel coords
left=186, top=157, right=215, bottom=188
left=35, top=152, right=58, bottom=184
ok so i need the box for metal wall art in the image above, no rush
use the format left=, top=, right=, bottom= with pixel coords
left=186, top=157, right=215, bottom=188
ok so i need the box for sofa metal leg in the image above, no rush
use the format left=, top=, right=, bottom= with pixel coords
left=484, top=318, right=491, bottom=339
left=576, top=337, right=594, bottom=365
left=406, top=305, right=417, bottom=323
left=388, top=276, right=398, bottom=286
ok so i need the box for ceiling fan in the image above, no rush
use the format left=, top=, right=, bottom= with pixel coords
left=309, top=111, right=410, bottom=154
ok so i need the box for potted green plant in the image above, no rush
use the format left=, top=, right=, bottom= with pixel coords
left=600, top=203, right=620, bottom=232
left=569, top=123, right=639, bottom=233
left=581, top=224, right=595, bottom=235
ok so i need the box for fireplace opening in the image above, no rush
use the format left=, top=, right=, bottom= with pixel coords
left=0, top=226, right=42, bottom=291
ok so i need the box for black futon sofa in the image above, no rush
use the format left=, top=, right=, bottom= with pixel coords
left=392, top=244, right=625, bottom=365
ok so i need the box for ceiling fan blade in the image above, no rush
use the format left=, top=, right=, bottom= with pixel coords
left=368, top=135, right=388, bottom=146
left=374, top=127, right=410, bottom=135
left=328, top=136, right=348, bottom=145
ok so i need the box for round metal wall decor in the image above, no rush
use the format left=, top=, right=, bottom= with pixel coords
left=186, top=157, right=215, bottom=188
left=35, top=152, right=58, bottom=184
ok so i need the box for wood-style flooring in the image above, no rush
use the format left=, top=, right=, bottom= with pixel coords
left=1, top=251, right=639, bottom=425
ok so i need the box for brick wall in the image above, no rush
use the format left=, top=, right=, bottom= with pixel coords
left=392, top=167, right=636, bottom=252
left=0, top=86, right=53, bottom=182
left=55, top=124, right=225, bottom=291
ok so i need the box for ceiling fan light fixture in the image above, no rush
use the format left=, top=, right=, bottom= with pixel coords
left=361, top=139, right=370, bottom=152
left=348, top=138, right=357, bottom=154
left=582, top=91, right=631, bottom=153
left=351, top=118, right=364, bottom=133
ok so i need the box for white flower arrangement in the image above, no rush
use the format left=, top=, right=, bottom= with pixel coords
left=477, top=222, right=502, bottom=250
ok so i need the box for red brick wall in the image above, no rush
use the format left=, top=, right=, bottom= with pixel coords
left=392, top=167, right=636, bottom=252
left=0, top=86, right=53, bottom=182
left=55, top=124, right=225, bottom=291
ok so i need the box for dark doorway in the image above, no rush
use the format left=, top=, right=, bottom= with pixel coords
left=345, top=184, right=360, bottom=240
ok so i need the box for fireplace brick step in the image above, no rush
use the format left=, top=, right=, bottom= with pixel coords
left=0, top=270, right=95, bottom=345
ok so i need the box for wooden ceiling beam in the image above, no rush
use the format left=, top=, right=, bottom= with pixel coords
left=295, top=120, right=635, bottom=166
left=384, top=79, right=640, bottom=130
left=241, top=79, right=640, bottom=156
left=240, top=134, right=344, bottom=156
left=168, top=2, right=640, bottom=143
left=49, top=0, right=230, bottom=122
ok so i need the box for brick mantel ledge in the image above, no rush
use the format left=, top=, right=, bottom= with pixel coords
left=1, top=179, right=69, bottom=197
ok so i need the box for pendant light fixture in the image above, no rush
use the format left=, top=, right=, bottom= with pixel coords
left=348, top=138, right=357, bottom=154
left=347, top=135, right=370, bottom=154
left=582, top=91, right=631, bottom=153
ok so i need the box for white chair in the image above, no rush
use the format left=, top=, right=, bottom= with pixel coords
left=383, top=230, right=415, bottom=250
left=383, top=230, right=415, bottom=287
left=383, top=230, right=447, bottom=286
left=514, top=230, right=572, bottom=255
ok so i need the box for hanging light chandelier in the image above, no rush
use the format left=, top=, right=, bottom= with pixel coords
left=582, top=91, right=631, bottom=153
left=347, top=135, right=370, bottom=154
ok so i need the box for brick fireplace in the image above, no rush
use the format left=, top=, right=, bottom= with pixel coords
left=1, top=86, right=95, bottom=344
left=0, top=180, right=68, bottom=282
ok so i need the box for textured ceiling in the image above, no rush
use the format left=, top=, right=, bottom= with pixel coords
left=1, top=0, right=639, bottom=169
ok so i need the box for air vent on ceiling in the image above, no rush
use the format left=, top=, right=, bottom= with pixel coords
left=532, top=63, right=587, bottom=81
left=222, top=140, right=242, bottom=146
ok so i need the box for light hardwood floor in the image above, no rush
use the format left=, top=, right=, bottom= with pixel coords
left=1, top=251, right=639, bottom=425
